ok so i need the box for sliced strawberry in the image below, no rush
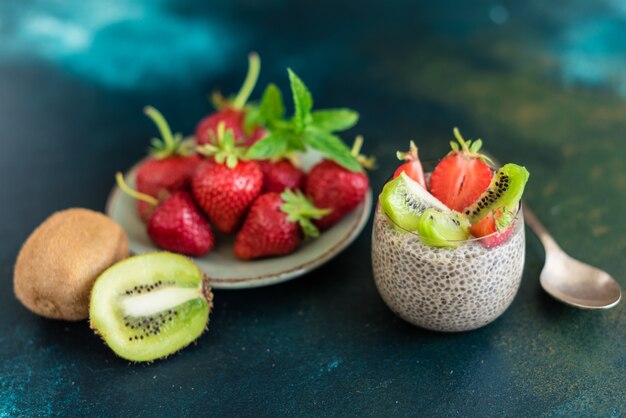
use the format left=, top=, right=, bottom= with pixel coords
left=470, top=209, right=514, bottom=248
left=429, top=128, right=493, bottom=211
left=393, top=141, right=426, bottom=189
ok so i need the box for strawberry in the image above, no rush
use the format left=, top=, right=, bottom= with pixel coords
left=192, top=124, right=263, bottom=234
left=195, top=108, right=266, bottom=147
left=259, top=159, right=306, bottom=193
left=429, top=128, right=493, bottom=212
left=135, top=106, right=200, bottom=220
left=393, top=140, right=426, bottom=189
left=305, top=137, right=374, bottom=230
left=234, top=190, right=329, bottom=260
left=116, top=174, right=214, bottom=256
left=469, top=208, right=515, bottom=248
left=195, top=53, right=266, bottom=147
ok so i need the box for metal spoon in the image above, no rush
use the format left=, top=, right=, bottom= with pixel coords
left=523, top=205, right=622, bottom=309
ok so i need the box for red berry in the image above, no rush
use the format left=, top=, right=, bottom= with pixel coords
left=234, top=190, right=328, bottom=260
left=147, top=191, right=215, bottom=256
left=429, top=129, right=493, bottom=212
left=134, top=106, right=201, bottom=220
left=192, top=160, right=263, bottom=234
left=234, top=193, right=301, bottom=260
left=393, top=141, right=426, bottom=189
left=135, top=155, right=201, bottom=220
left=195, top=54, right=265, bottom=147
left=259, top=159, right=306, bottom=193
left=305, top=160, right=369, bottom=230
left=469, top=211, right=514, bottom=248
left=195, top=108, right=265, bottom=147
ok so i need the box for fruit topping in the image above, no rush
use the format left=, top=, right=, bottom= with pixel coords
left=469, top=208, right=516, bottom=248
left=193, top=123, right=263, bottom=234
left=234, top=190, right=329, bottom=260
left=14, top=208, right=129, bottom=320
left=463, top=163, right=529, bottom=225
left=89, top=252, right=213, bottom=362
left=379, top=172, right=449, bottom=232
left=116, top=173, right=215, bottom=256
left=429, top=128, right=493, bottom=212
left=416, top=208, right=470, bottom=247
left=393, top=141, right=426, bottom=189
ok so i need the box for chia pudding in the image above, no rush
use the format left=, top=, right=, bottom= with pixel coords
left=372, top=206, right=525, bottom=332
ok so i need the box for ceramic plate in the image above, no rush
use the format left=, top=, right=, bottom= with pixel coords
left=106, top=150, right=372, bottom=289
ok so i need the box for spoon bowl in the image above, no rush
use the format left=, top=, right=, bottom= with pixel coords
left=540, top=249, right=621, bottom=309
left=524, top=206, right=622, bottom=309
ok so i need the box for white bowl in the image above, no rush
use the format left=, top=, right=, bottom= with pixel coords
left=106, top=150, right=372, bottom=289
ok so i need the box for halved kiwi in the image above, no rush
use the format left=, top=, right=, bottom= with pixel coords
left=89, top=252, right=212, bottom=362
left=417, top=208, right=470, bottom=247
left=464, top=163, right=530, bottom=224
left=379, top=172, right=449, bottom=231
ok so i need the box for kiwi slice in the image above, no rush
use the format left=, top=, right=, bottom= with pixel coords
left=380, top=172, right=449, bottom=231
left=464, top=163, right=530, bottom=224
left=89, top=252, right=212, bottom=362
left=417, top=208, right=470, bottom=247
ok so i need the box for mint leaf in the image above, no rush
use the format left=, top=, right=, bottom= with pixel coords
left=245, top=131, right=290, bottom=160
left=259, top=83, right=285, bottom=125
left=311, top=109, right=359, bottom=132
left=287, top=69, right=313, bottom=131
left=303, top=127, right=361, bottom=172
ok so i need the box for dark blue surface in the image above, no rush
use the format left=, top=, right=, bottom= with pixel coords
left=1, top=1, right=625, bottom=416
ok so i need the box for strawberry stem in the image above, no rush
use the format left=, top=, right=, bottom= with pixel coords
left=196, top=122, right=247, bottom=168
left=280, top=189, right=330, bottom=238
left=115, top=172, right=159, bottom=206
left=232, top=52, right=261, bottom=110
left=351, top=135, right=364, bottom=157
left=145, top=106, right=175, bottom=150
left=453, top=127, right=470, bottom=152
left=144, top=106, right=190, bottom=159
left=350, top=135, right=376, bottom=170
left=396, top=140, right=419, bottom=162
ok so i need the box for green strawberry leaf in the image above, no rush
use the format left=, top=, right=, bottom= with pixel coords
left=494, top=208, right=516, bottom=232
left=302, top=127, right=361, bottom=172
left=245, top=131, right=290, bottom=160
left=311, top=109, right=359, bottom=132
left=287, top=69, right=313, bottom=132
left=280, top=189, right=330, bottom=238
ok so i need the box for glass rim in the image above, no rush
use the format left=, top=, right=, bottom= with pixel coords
left=378, top=165, right=523, bottom=243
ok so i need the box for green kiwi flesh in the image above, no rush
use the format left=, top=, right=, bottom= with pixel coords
left=380, top=172, right=449, bottom=231
left=417, top=208, right=470, bottom=247
left=89, top=252, right=212, bottom=362
left=464, top=163, right=530, bottom=224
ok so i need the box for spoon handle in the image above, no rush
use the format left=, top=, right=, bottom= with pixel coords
left=522, top=203, right=561, bottom=252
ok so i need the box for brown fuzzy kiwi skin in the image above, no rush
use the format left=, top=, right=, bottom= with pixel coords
left=14, top=208, right=130, bottom=321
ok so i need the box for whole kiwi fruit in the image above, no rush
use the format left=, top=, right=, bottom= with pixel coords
left=14, top=208, right=130, bottom=320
